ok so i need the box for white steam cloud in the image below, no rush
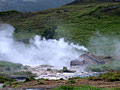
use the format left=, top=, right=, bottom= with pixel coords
left=0, top=24, right=88, bottom=67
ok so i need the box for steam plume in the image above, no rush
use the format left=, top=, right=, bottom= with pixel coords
left=0, top=24, right=88, bottom=67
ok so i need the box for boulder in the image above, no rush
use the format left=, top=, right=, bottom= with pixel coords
left=70, top=60, right=82, bottom=66
left=70, top=52, right=104, bottom=67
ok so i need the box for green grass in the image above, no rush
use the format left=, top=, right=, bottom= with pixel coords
left=53, top=85, right=120, bottom=90
left=89, top=71, right=120, bottom=81
left=0, top=2, right=120, bottom=53
left=0, top=61, right=22, bottom=68
left=0, top=61, right=23, bottom=72
left=0, top=61, right=35, bottom=78
left=0, top=75, right=14, bottom=83
left=87, top=60, right=120, bottom=72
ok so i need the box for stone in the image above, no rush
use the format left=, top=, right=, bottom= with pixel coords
left=70, top=52, right=104, bottom=67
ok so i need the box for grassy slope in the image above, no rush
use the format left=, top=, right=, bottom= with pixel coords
left=0, top=61, right=23, bottom=72
left=0, top=2, right=120, bottom=48
left=53, top=85, right=120, bottom=90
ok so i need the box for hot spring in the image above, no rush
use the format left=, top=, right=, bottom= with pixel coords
left=0, top=23, right=88, bottom=68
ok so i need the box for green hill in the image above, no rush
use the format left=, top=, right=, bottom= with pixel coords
left=68, top=0, right=117, bottom=5
left=0, top=2, right=120, bottom=53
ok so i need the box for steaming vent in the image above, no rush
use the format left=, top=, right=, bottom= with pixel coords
left=0, top=23, right=88, bottom=68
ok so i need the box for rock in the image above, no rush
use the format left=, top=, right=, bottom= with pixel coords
left=70, top=52, right=104, bottom=67
left=63, top=66, right=76, bottom=73
left=70, top=60, right=83, bottom=66
left=80, top=53, right=104, bottom=65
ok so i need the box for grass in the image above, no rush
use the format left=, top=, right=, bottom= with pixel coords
left=53, top=85, right=120, bottom=90
left=89, top=71, right=120, bottom=81
left=0, top=75, right=14, bottom=83
left=0, top=2, right=120, bottom=48
left=0, top=61, right=23, bottom=72
left=0, top=61, right=36, bottom=78
left=87, top=60, right=120, bottom=72
left=66, top=79, right=76, bottom=84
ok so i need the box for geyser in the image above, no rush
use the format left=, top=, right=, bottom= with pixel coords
left=0, top=24, right=88, bottom=67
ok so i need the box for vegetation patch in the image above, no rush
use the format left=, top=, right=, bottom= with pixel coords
left=89, top=71, right=120, bottom=81
left=87, top=61, right=120, bottom=72
left=53, top=85, right=116, bottom=90
left=0, top=2, right=120, bottom=48
left=24, top=76, right=35, bottom=82
left=0, top=75, right=14, bottom=83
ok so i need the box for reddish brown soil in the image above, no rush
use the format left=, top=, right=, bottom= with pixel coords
left=4, top=79, right=120, bottom=89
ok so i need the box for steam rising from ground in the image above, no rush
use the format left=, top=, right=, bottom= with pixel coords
left=89, top=34, right=120, bottom=56
left=0, top=24, right=88, bottom=67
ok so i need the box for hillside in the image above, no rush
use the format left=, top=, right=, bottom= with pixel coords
left=0, top=2, right=120, bottom=55
left=68, top=0, right=119, bottom=5
left=0, top=0, right=73, bottom=12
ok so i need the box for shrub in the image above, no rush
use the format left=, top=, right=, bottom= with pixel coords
left=42, top=25, right=57, bottom=39
left=63, top=66, right=68, bottom=72
left=24, top=76, right=35, bottom=82
left=47, top=68, right=52, bottom=71
left=0, top=10, right=20, bottom=16
left=37, top=81, right=45, bottom=85
left=0, top=76, right=14, bottom=83
left=67, top=79, right=76, bottom=84
left=55, top=86, right=75, bottom=90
